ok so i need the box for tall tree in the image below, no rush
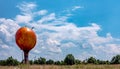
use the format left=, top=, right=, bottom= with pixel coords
left=87, top=57, right=97, bottom=64
left=38, top=57, right=46, bottom=64
left=111, top=55, right=120, bottom=64
left=64, top=54, right=75, bottom=65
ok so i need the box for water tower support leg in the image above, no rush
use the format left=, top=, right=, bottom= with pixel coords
left=24, top=50, right=29, bottom=64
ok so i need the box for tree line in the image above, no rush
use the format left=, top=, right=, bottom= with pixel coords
left=0, top=54, right=120, bottom=66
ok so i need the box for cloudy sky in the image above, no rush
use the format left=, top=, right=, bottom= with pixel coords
left=0, top=0, right=120, bottom=61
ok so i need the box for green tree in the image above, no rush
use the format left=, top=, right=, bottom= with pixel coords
left=0, top=60, right=6, bottom=66
left=54, top=61, right=61, bottom=65
left=34, top=57, right=46, bottom=64
left=75, top=59, right=81, bottom=64
left=6, top=56, right=20, bottom=66
left=111, top=55, right=120, bottom=64
left=34, top=59, right=39, bottom=64
left=97, top=59, right=110, bottom=64
left=60, top=60, right=65, bottom=65
left=46, top=59, right=54, bottom=64
left=64, top=54, right=75, bottom=65
left=106, top=60, right=110, bottom=64
left=0, top=56, right=20, bottom=66
left=29, top=60, right=34, bottom=65
left=38, top=57, right=46, bottom=64
left=87, top=57, right=97, bottom=64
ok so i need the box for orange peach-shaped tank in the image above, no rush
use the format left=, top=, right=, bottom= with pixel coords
left=15, top=26, right=37, bottom=64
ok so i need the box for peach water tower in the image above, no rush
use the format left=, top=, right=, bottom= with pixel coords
left=15, top=27, right=37, bottom=64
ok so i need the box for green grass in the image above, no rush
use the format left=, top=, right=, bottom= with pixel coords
left=0, top=64, right=120, bottom=69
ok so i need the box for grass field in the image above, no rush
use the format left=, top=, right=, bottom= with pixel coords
left=0, top=64, right=120, bottom=69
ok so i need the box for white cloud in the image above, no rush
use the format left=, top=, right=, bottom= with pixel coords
left=17, top=2, right=36, bottom=14
left=36, top=10, right=48, bottom=15
left=49, top=46, right=62, bottom=53
left=33, top=49, right=41, bottom=54
left=15, top=2, right=37, bottom=23
left=38, top=13, right=56, bottom=23
left=47, top=39, right=60, bottom=46
left=94, top=44, right=120, bottom=55
left=72, top=6, right=83, bottom=11
left=0, top=18, right=21, bottom=60
left=106, top=44, right=120, bottom=54
left=62, top=42, right=77, bottom=48
left=1, top=45, right=9, bottom=49
left=0, top=18, right=20, bottom=43
left=16, top=15, right=32, bottom=23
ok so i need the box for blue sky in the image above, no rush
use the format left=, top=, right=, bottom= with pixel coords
left=0, top=0, right=120, bottom=61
